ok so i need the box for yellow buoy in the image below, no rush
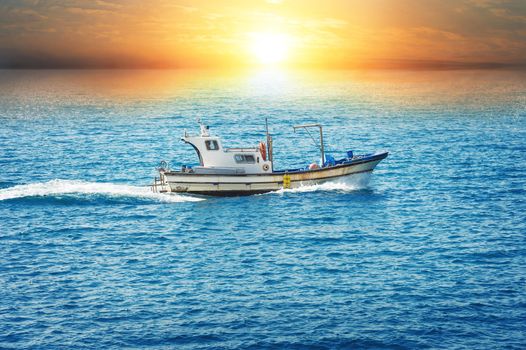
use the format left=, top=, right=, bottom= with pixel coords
left=283, top=174, right=291, bottom=189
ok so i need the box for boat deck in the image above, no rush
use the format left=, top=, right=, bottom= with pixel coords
left=271, top=151, right=388, bottom=174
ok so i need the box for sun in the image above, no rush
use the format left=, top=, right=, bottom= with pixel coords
left=249, top=32, right=289, bottom=65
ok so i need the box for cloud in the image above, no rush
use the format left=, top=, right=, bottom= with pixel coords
left=490, top=8, right=526, bottom=22
left=5, top=7, right=48, bottom=20
left=66, top=7, right=112, bottom=16
left=467, top=0, right=508, bottom=8
left=94, top=0, right=122, bottom=9
left=467, top=0, right=526, bottom=22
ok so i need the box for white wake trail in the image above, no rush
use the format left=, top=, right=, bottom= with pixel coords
left=0, top=179, right=203, bottom=203
left=272, top=173, right=372, bottom=194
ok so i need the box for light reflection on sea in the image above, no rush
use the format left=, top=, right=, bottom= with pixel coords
left=0, top=68, right=525, bottom=349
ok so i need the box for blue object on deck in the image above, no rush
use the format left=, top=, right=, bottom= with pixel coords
left=324, top=154, right=336, bottom=167
left=347, top=150, right=354, bottom=159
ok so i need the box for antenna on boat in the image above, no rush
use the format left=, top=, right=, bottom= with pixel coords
left=265, top=118, right=273, bottom=171
left=197, top=117, right=210, bottom=137
left=293, top=123, right=325, bottom=166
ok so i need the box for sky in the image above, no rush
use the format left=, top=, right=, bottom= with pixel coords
left=0, top=0, right=525, bottom=69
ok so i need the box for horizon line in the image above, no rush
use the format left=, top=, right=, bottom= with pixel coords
left=1, top=60, right=526, bottom=71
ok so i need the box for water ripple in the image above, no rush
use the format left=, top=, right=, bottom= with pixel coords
left=1, top=69, right=525, bottom=349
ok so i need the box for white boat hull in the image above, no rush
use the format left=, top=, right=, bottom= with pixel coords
left=155, top=152, right=387, bottom=196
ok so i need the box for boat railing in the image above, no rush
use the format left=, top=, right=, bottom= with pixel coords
left=151, top=176, right=169, bottom=193
left=225, top=147, right=258, bottom=152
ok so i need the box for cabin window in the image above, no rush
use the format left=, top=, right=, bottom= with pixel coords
left=234, top=154, right=255, bottom=164
left=205, top=140, right=219, bottom=151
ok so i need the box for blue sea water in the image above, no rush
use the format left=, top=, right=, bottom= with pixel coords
left=0, top=68, right=525, bottom=349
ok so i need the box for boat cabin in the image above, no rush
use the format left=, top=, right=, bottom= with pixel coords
left=181, top=122, right=273, bottom=174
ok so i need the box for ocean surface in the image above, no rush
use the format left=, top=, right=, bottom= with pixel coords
left=0, top=69, right=525, bottom=349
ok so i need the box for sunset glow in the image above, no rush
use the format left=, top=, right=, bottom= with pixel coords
left=249, top=32, right=290, bottom=65
left=0, top=0, right=524, bottom=69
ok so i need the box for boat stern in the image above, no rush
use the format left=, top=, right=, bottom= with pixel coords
left=151, top=163, right=171, bottom=193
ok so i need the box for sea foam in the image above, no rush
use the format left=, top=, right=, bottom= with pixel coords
left=0, top=179, right=203, bottom=203
left=271, top=173, right=372, bottom=194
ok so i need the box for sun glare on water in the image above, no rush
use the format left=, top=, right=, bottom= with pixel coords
left=249, top=32, right=290, bottom=65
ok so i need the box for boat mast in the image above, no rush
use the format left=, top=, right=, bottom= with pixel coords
left=265, top=118, right=273, bottom=171
left=293, top=123, right=325, bottom=166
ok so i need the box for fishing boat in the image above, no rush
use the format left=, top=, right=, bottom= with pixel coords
left=151, top=120, right=387, bottom=196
